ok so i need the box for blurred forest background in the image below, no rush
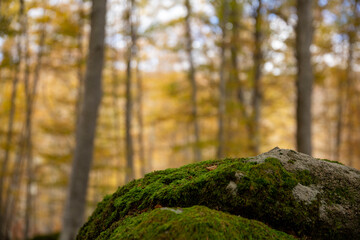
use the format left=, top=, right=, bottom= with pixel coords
left=0, top=0, right=359, bottom=239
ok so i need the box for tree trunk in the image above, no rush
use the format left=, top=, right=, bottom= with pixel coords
left=217, top=0, right=229, bottom=159
left=334, top=0, right=359, bottom=160
left=2, top=0, right=30, bottom=234
left=75, top=0, right=85, bottom=131
left=3, top=139, right=26, bottom=240
left=147, top=124, right=155, bottom=173
left=344, top=12, right=356, bottom=166
left=335, top=77, right=344, bottom=161
left=0, top=1, right=26, bottom=237
left=60, top=0, right=107, bottom=239
left=295, top=0, right=313, bottom=155
left=22, top=10, right=32, bottom=238
left=184, top=0, right=201, bottom=162
left=24, top=9, right=46, bottom=239
left=111, top=49, right=122, bottom=184
left=125, top=0, right=136, bottom=183
left=136, top=60, right=145, bottom=176
left=21, top=0, right=33, bottom=238
left=46, top=188, right=56, bottom=233
left=228, top=0, right=254, bottom=154
left=0, top=30, right=22, bottom=240
left=252, top=0, right=263, bottom=155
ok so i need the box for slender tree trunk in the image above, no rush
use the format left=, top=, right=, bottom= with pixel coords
left=0, top=35, right=21, bottom=240
left=60, top=1, right=107, bottom=239
left=75, top=0, right=85, bottom=130
left=3, top=137, right=26, bottom=240
left=335, top=44, right=346, bottom=162
left=228, top=0, right=254, bottom=154
left=46, top=188, right=56, bottom=232
left=217, top=0, right=229, bottom=158
left=334, top=0, right=359, bottom=163
left=24, top=10, right=46, bottom=239
left=184, top=0, right=201, bottom=162
left=323, top=85, right=333, bottom=160
left=22, top=0, right=34, bottom=238
left=0, top=2, right=25, bottom=238
left=4, top=5, right=33, bottom=229
left=136, top=60, right=145, bottom=176
left=3, top=0, right=30, bottom=234
left=295, top=0, right=313, bottom=155
left=0, top=68, right=19, bottom=240
left=125, top=0, right=136, bottom=183
left=345, top=0, right=359, bottom=166
left=24, top=105, right=33, bottom=240
left=110, top=49, right=122, bottom=184
left=251, top=0, right=263, bottom=155
left=345, top=22, right=355, bottom=166
left=335, top=77, right=344, bottom=161
left=355, top=0, right=360, bottom=168
left=147, top=124, right=155, bottom=173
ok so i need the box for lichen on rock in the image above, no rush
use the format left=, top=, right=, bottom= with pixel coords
left=77, top=148, right=360, bottom=240
left=160, top=207, right=183, bottom=214
left=226, top=181, right=238, bottom=196
left=292, top=183, right=319, bottom=204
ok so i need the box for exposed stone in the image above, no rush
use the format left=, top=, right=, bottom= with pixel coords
left=160, top=207, right=183, bottom=214
left=226, top=181, right=238, bottom=196
left=234, top=171, right=245, bottom=182
left=292, top=183, right=319, bottom=204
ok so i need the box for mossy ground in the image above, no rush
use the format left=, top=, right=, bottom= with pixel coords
left=77, top=156, right=357, bottom=240
left=104, top=205, right=296, bottom=240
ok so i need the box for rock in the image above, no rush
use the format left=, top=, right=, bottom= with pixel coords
left=292, top=183, right=319, bottom=205
left=77, top=148, right=360, bottom=240
left=160, top=207, right=183, bottom=214
left=100, top=205, right=295, bottom=240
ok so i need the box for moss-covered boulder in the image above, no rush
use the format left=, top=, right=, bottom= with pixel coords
left=101, top=205, right=295, bottom=240
left=77, top=148, right=360, bottom=240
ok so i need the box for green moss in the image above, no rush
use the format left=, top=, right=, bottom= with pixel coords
left=77, top=157, right=342, bottom=240
left=319, top=159, right=343, bottom=165
left=294, top=170, right=316, bottom=186
left=324, top=186, right=355, bottom=204
left=103, top=206, right=295, bottom=240
left=288, top=159, right=296, bottom=164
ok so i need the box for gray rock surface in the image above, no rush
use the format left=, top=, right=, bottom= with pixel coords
left=252, top=147, right=360, bottom=237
